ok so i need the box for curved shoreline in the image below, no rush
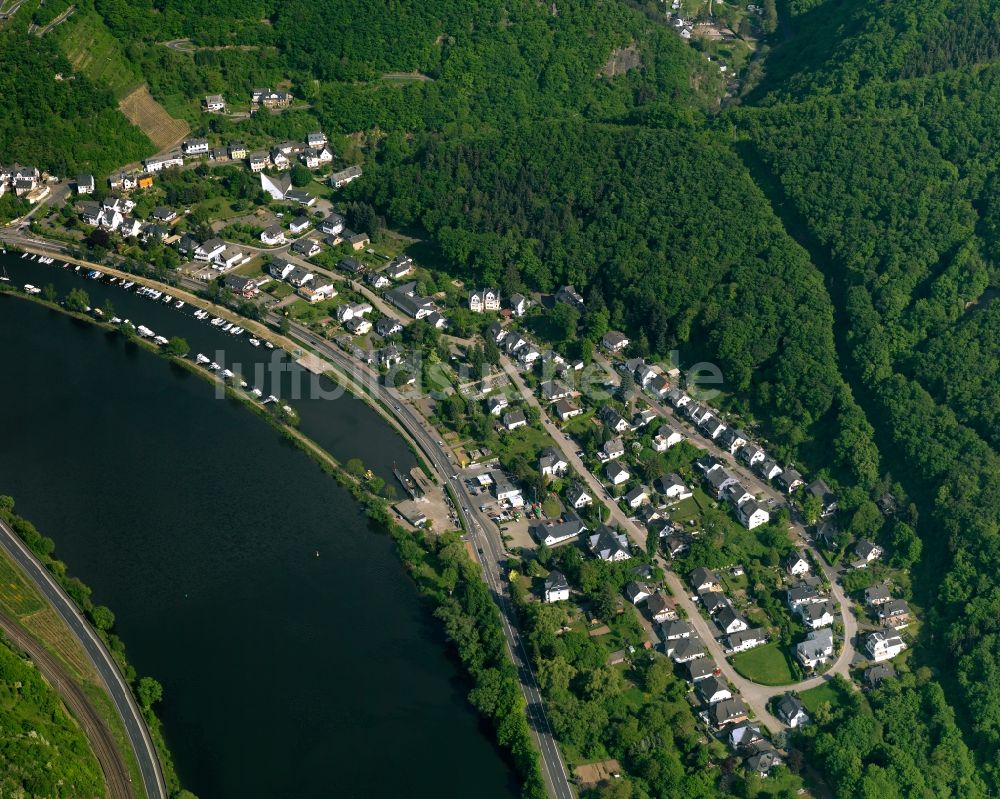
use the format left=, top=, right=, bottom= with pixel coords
left=0, top=279, right=550, bottom=798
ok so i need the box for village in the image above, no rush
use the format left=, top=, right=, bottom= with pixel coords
left=2, top=85, right=917, bottom=793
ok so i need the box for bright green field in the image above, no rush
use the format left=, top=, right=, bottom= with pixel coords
left=730, top=641, right=797, bottom=685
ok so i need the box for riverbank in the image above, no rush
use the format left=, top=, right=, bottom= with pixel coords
left=0, top=284, right=544, bottom=798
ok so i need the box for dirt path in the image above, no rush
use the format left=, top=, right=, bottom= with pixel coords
left=0, top=613, right=135, bottom=799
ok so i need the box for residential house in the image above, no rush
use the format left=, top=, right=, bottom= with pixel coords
left=599, top=437, right=626, bottom=462
left=652, top=425, right=684, bottom=451
left=302, top=146, right=334, bottom=169
left=798, top=600, right=836, bottom=630
left=182, top=138, right=209, bottom=156
left=176, top=234, right=200, bottom=258
left=606, top=461, right=630, bottom=486
left=777, top=468, right=804, bottom=492
left=601, top=330, right=629, bottom=353
left=252, top=89, right=292, bottom=109
left=707, top=468, right=740, bottom=499
left=375, top=317, right=403, bottom=337
left=469, top=288, right=501, bottom=313
left=864, top=664, right=896, bottom=689
left=118, top=217, right=141, bottom=238
left=625, top=581, right=652, bottom=605
left=555, top=284, right=585, bottom=310
left=724, top=482, right=754, bottom=507
left=344, top=316, right=372, bottom=335
left=566, top=484, right=592, bottom=509
left=690, top=568, right=722, bottom=593
left=502, top=410, right=527, bottom=430
left=509, top=293, right=528, bottom=316
left=864, top=583, right=893, bottom=607
left=531, top=512, right=587, bottom=547
left=711, top=698, right=749, bottom=729
left=698, top=676, right=732, bottom=705
left=647, top=592, right=677, bottom=623
left=213, top=246, right=248, bottom=271
left=260, top=226, right=286, bottom=246
left=632, top=408, right=658, bottom=428
left=426, top=311, right=448, bottom=330
left=319, top=213, right=345, bottom=237
left=306, top=131, right=327, bottom=148
left=746, top=741, right=784, bottom=777
left=777, top=695, right=810, bottom=729
left=538, top=448, right=569, bottom=478
left=248, top=152, right=270, bottom=173
left=540, top=380, right=572, bottom=402
left=647, top=375, right=670, bottom=399
left=385, top=255, right=414, bottom=280
left=268, top=258, right=295, bottom=281
left=298, top=279, right=337, bottom=304
left=288, top=216, right=311, bottom=234
left=76, top=174, right=95, bottom=195
left=717, top=607, right=749, bottom=635
left=787, top=584, right=823, bottom=610
left=653, top=473, right=692, bottom=501
left=228, top=142, right=248, bottom=160
left=486, top=395, right=510, bottom=417
left=737, top=499, right=770, bottom=530
left=140, top=223, right=170, bottom=243
left=877, top=599, right=910, bottom=628
left=203, top=94, right=226, bottom=112
left=290, top=238, right=321, bottom=258
left=285, top=189, right=316, bottom=207
left=365, top=270, right=391, bottom=289
left=796, top=628, right=834, bottom=669
left=143, top=155, right=183, bottom=173
left=687, top=659, right=716, bottom=683
left=588, top=526, right=631, bottom=561
left=622, top=485, right=649, bottom=510
left=687, top=404, right=710, bottom=424
left=108, top=172, right=137, bottom=192
left=866, top=631, right=907, bottom=662
left=286, top=266, right=314, bottom=287
left=554, top=398, right=582, bottom=422
left=194, top=238, right=226, bottom=262
left=719, top=427, right=748, bottom=455
left=728, top=722, right=763, bottom=750
left=599, top=406, right=631, bottom=433
left=807, top=479, right=839, bottom=517
left=386, top=281, right=435, bottom=319
left=151, top=207, right=177, bottom=224
left=671, top=636, right=706, bottom=663
left=740, top=443, right=766, bottom=467
left=701, top=416, right=727, bottom=440
left=544, top=570, right=570, bottom=603
left=756, top=457, right=783, bottom=481
left=330, top=165, right=363, bottom=188
left=700, top=591, right=730, bottom=614
left=727, top=628, right=767, bottom=653
left=336, top=302, right=373, bottom=322
left=223, top=274, right=262, bottom=299
left=784, top=552, right=810, bottom=576
left=854, top=540, right=883, bottom=565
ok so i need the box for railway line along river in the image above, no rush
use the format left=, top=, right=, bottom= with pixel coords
left=0, top=253, right=520, bottom=799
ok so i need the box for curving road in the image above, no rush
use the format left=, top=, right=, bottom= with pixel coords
left=0, top=518, right=167, bottom=799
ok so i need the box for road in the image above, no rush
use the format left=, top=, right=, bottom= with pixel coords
left=0, top=612, right=134, bottom=798
left=0, top=232, right=575, bottom=799
left=0, top=518, right=167, bottom=799
left=498, top=354, right=858, bottom=729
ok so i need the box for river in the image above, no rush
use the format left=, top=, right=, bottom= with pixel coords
left=0, top=253, right=519, bottom=799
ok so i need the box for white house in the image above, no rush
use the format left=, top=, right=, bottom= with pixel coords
left=737, top=499, right=770, bottom=530
left=509, top=293, right=528, bottom=316
left=784, top=552, right=810, bottom=576
left=260, top=226, right=286, bottom=246
left=203, top=94, right=226, bottom=112
left=503, top=410, right=527, bottom=430
left=566, top=484, right=592, bottom=509
left=486, top=395, right=510, bottom=417
left=798, top=600, right=836, bottom=630
left=866, top=631, right=907, bottom=662
left=697, top=676, right=732, bottom=705
left=727, top=628, right=766, bottom=653
left=606, top=461, right=630, bottom=486
left=182, top=138, right=209, bottom=156
left=653, top=473, right=692, bottom=501
left=288, top=216, right=312, bottom=234
left=589, top=527, right=631, bottom=561
left=531, top=513, right=586, bottom=547
left=716, top=607, right=749, bottom=635
left=855, top=540, right=883, bottom=565
left=601, top=330, right=629, bottom=352
left=544, top=570, right=570, bottom=603
left=268, top=258, right=295, bottom=280
left=796, top=628, right=834, bottom=669
left=777, top=695, right=810, bottom=729
left=623, top=485, right=649, bottom=509
left=598, top=437, right=626, bottom=462
left=302, top=146, right=334, bottom=169
left=194, top=238, right=226, bottom=262
left=469, top=288, right=501, bottom=313
left=213, top=246, right=248, bottom=271
left=652, top=425, right=684, bottom=451
left=76, top=174, right=95, bottom=195
left=539, top=448, right=569, bottom=478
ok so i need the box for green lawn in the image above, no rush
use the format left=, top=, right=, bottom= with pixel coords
left=799, top=680, right=854, bottom=714
left=730, top=641, right=797, bottom=685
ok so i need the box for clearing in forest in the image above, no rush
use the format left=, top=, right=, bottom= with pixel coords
left=118, top=85, right=190, bottom=150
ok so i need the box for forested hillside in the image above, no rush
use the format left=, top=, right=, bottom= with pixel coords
left=734, top=20, right=1000, bottom=794
left=0, top=22, right=152, bottom=176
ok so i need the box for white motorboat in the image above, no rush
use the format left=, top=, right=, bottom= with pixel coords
left=175, top=301, right=185, bottom=309
left=23, top=284, right=41, bottom=295
left=264, top=341, right=274, bottom=349
left=250, top=388, right=263, bottom=398
left=221, top=369, right=235, bottom=379
left=222, top=323, right=233, bottom=332
left=209, top=362, right=220, bottom=371
left=110, top=316, right=123, bottom=324
left=162, top=294, right=173, bottom=304
left=137, top=325, right=154, bottom=338
left=196, top=354, right=210, bottom=364
left=154, top=336, right=169, bottom=346
left=248, top=338, right=261, bottom=347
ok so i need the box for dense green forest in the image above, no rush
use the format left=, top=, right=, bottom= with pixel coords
left=0, top=22, right=152, bottom=176
left=0, top=635, right=105, bottom=797
left=1, top=0, right=998, bottom=794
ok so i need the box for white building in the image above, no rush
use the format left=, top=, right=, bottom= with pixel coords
left=866, top=631, right=907, bottom=662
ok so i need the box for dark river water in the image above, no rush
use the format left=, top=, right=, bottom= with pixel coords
left=0, top=253, right=518, bottom=799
